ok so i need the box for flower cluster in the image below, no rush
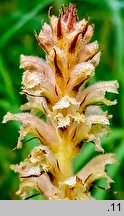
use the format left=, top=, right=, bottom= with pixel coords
left=3, top=3, right=118, bottom=200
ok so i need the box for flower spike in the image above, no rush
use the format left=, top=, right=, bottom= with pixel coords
left=3, top=3, right=118, bottom=200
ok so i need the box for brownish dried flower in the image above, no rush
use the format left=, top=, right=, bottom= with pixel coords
left=3, top=3, right=118, bottom=200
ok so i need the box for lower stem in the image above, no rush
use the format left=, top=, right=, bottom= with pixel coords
left=57, top=140, right=74, bottom=182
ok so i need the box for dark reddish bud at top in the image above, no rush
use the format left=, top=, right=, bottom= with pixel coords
left=62, top=3, right=77, bottom=30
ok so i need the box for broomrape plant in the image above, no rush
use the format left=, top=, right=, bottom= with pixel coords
left=3, top=3, right=119, bottom=200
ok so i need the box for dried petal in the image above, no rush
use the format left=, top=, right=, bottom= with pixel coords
left=55, top=113, right=71, bottom=128
left=36, top=23, right=54, bottom=52
left=67, top=62, right=94, bottom=92
left=77, top=154, right=117, bottom=189
left=79, top=41, right=99, bottom=62
left=53, top=95, right=80, bottom=110
left=20, top=97, right=50, bottom=115
left=3, top=112, right=57, bottom=150
left=72, top=111, right=110, bottom=151
left=88, top=124, right=110, bottom=152
left=77, top=81, right=119, bottom=111
left=20, top=55, right=54, bottom=83
left=83, top=24, right=94, bottom=44
left=16, top=173, right=55, bottom=199
left=20, top=55, right=58, bottom=103
left=88, top=51, right=101, bottom=67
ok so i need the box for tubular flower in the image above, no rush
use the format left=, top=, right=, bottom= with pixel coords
left=3, top=3, right=118, bottom=200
